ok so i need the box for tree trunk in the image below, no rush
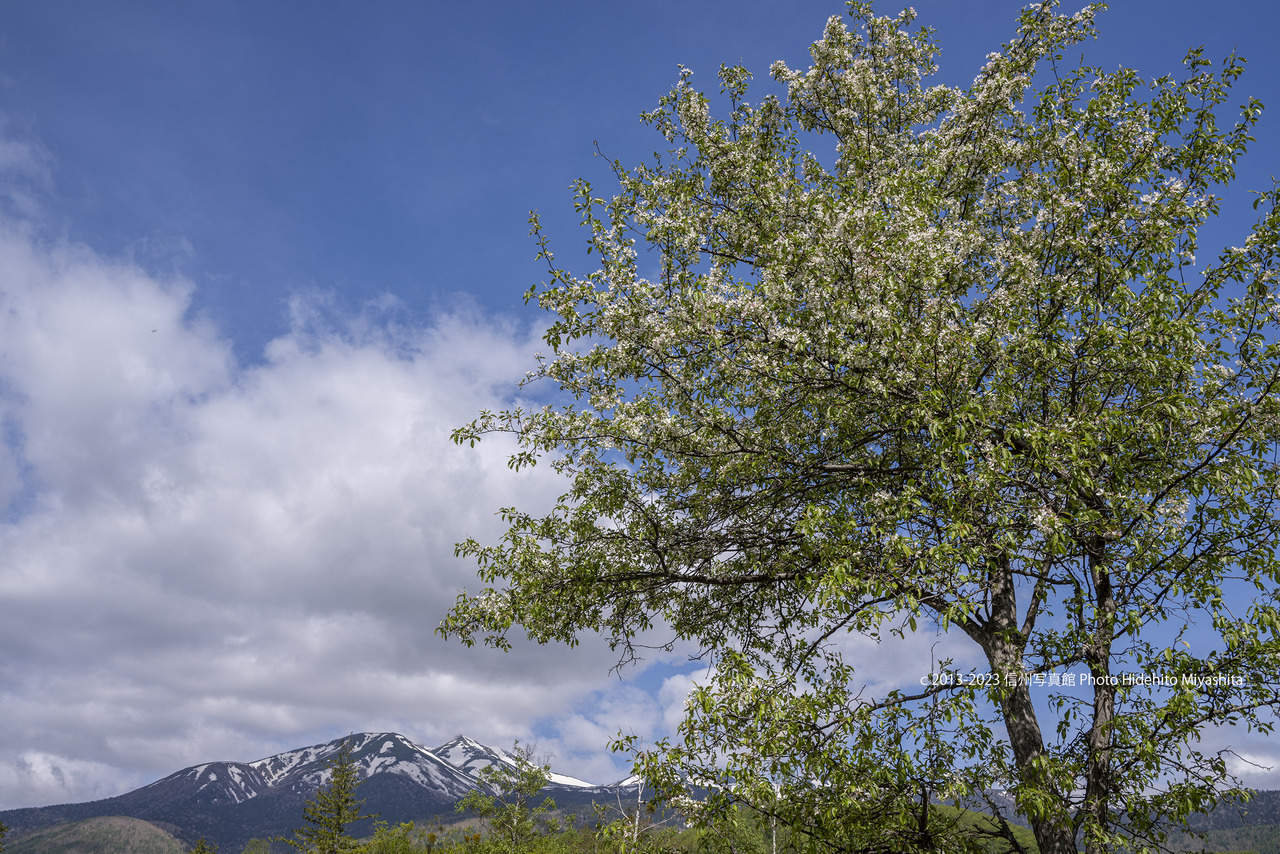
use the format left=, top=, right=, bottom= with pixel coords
left=1082, top=544, right=1117, bottom=854
left=975, top=556, right=1078, bottom=854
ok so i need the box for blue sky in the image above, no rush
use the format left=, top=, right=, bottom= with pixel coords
left=1, top=0, right=1279, bottom=810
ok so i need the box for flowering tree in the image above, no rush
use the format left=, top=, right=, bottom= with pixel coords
left=441, top=3, right=1280, bottom=853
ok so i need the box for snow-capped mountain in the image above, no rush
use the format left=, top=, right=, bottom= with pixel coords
left=130, top=732, right=608, bottom=813
left=131, top=732, right=484, bottom=808
left=0, top=733, right=633, bottom=853
left=433, top=734, right=522, bottom=778
left=432, top=735, right=595, bottom=789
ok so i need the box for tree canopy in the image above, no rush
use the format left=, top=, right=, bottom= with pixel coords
left=441, top=3, right=1280, bottom=853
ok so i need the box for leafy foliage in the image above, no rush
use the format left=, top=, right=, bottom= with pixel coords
left=442, top=2, right=1280, bottom=854
left=355, top=823, right=429, bottom=854
left=280, top=739, right=378, bottom=854
left=192, top=838, right=218, bottom=854
left=454, top=743, right=561, bottom=854
left=592, top=779, right=679, bottom=854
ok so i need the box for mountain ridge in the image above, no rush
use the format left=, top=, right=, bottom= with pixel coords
left=0, top=733, right=635, bottom=853
left=6, top=816, right=188, bottom=854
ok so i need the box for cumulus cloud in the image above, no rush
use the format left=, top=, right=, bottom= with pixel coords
left=0, top=220, right=665, bottom=807
left=0, top=120, right=53, bottom=222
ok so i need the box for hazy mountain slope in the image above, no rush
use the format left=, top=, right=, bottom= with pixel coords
left=7, top=816, right=187, bottom=854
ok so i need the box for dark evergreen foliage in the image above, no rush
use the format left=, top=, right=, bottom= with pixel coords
left=279, top=739, right=379, bottom=854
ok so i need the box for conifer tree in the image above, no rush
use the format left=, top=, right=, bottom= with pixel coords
left=281, top=738, right=378, bottom=854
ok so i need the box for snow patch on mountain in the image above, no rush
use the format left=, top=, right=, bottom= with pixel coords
left=125, top=732, right=624, bottom=813
left=432, top=735, right=515, bottom=777
left=429, top=735, right=593, bottom=789
left=546, top=771, right=595, bottom=788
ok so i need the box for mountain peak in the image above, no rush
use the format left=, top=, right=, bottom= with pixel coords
left=0, top=733, right=628, bottom=854
left=432, top=735, right=517, bottom=778
left=433, top=734, right=488, bottom=753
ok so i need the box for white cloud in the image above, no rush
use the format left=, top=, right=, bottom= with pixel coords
left=0, top=119, right=53, bottom=221
left=1227, top=748, right=1280, bottom=790
left=0, top=752, right=128, bottom=809
left=0, top=221, right=676, bottom=807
